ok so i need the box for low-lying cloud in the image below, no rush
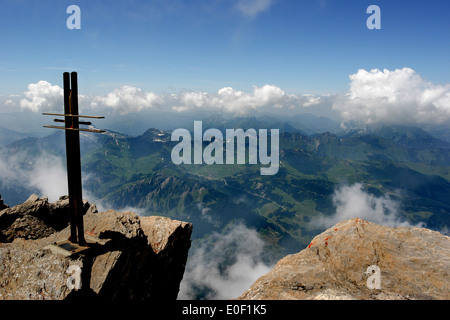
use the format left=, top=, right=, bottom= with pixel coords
left=313, top=183, right=424, bottom=229
left=178, top=223, right=273, bottom=300
left=0, top=151, right=67, bottom=203
left=28, top=155, right=68, bottom=202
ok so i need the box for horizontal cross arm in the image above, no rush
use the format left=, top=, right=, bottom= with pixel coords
left=42, top=112, right=105, bottom=119
left=53, top=119, right=92, bottom=126
left=43, top=125, right=105, bottom=133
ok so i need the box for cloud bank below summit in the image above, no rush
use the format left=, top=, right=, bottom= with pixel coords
left=178, top=223, right=273, bottom=300
left=312, top=183, right=425, bottom=229
left=6, top=67, right=450, bottom=128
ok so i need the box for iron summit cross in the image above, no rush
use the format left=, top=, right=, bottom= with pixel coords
left=43, top=72, right=104, bottom=246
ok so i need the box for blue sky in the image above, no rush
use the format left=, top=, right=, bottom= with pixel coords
left=1, top=0, right=449, bottom=96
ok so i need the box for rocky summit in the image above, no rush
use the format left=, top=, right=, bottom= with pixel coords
left=0, top=194, right=8, bottom=211
left=238, top=218, right=450, bottom=300
left=0, top=194, right=192, bottom=300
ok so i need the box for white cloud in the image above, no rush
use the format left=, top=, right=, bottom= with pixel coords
left=171, top=84, right=319, bottom=114
left=89, top=84, right=288, bottom=114
left=302, top=95, right=322, bottom=107
left=0, top=151, right=67, bottom=202
left=196, top=202, right=213, bottom=222
left=28, top=154, right=67, bottom=202
left=93, top=85, right=163, bottom=114
left=313, top=183, right=424, bottom=229
left=0, top=152, right=24, bottom=187
left=211, top=84, right=285, bottom=113
left=333, top=68, right=450, bottom=127
left=9, top=68, right=450, bottom=124
left=178, top=223, right=273, bottom=300
left=235, top=0, right=273, bottom=18
left=20, top=81, right=63, bottom=112
left=16, top=81, right=322, bottom=116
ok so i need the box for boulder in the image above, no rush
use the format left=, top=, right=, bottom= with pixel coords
left=238, top=218, right=450, bottom=300
left=0, top=194, right=93, bottom=242
left=0, top=195, right=192, bottom=300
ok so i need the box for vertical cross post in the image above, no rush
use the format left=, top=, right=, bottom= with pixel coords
left=63, top=72, right=85, bottom=246
left=43, top=72, right=104, bottom=250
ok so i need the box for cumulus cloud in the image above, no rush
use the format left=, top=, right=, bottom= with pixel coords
left=235, top=0, right=273, bottom=18
left=19, top=81, right=90, bottom=114
left=16, top=81, right=321, bottom=116
left=172, top=85, right=319, bottom=114
left=92, top=85, right=163, bottom=114
left=172, top=85, right=284, bottom=113
left=213, top=84, right=285, bottom=112
left=20, top=81, right=63, bottom=112
left=178, top=223, right=273, bottom=300
left=16, top=68, right=449, bottom=123
left=333, top=68, right=450, bottom=127
left=313, top=183, right=424, bottom=229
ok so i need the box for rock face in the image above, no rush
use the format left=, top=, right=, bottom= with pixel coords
left=0, top=194, right=8, bottom=211
left=0, top=194, right=192, bottom=300
left=0, top=194, right=92, bottom=243
left=238, top=218, right=450, bottom=300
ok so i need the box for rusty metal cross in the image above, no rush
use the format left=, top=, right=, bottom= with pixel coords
left=43, top=72, right=104, bottom=246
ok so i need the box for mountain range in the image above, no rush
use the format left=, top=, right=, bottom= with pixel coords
left=1, top=114, right=449, bottom=267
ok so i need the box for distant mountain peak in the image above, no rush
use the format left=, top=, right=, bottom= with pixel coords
left=141, top=128, right=171, bottom=142
left=371, top=125, right=450, bottom=149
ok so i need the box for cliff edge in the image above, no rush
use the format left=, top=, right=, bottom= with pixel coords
left=238, top=218, right=450, bottom=300
left=0, top=194, right=192, bottom=300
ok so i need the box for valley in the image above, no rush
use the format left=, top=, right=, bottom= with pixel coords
left=1, top=115, right=449, bottom=262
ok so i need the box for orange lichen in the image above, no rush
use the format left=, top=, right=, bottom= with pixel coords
left=86, top=226, right=97, bottom=236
